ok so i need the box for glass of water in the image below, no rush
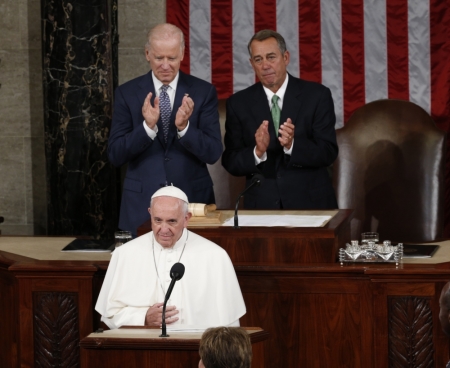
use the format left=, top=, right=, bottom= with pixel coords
left=114, top=231, right=132, bottom=249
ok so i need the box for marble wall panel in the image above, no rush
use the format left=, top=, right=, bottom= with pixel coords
left=42, top=0, right=118, bottom=238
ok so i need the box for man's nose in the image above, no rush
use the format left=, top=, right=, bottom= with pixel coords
left=162, top=59, right=170, bottom=69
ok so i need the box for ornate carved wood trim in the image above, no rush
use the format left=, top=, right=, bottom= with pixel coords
left=33, top=292, right=80, bottom=367
left=388, top=296, right=434, bottom=368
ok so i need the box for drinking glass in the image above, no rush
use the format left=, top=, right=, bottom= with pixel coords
left=114, top=231, right=132, bottom=249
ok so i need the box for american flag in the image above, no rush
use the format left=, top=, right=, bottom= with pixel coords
left=167, top=0, right=450, bottom=234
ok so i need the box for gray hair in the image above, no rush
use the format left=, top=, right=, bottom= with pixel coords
left=145, top=23, right=185, bottom=51
left=247, top=29, right=287, bottom=57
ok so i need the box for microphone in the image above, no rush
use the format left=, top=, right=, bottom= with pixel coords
left=234, top=174, right=264, bottom=228
left=160, top=262, right=185, bottom=337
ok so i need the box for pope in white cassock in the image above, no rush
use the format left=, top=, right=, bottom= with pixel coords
left=95, top=186, right=246, bottom=329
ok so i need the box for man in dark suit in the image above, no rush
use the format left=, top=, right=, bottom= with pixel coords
left=222, top=29, right=338, bottom=209
left=108, top=23, right=222, bottom=236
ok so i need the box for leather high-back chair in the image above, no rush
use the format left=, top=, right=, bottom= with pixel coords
left=333, top=99, right=446, bottom=242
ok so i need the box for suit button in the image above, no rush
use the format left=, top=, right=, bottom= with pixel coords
left=165, top=158, right=170, bottom=161
left=275, top=200, right=279, bottom=205
left=277, top=174, right=282, bottom=179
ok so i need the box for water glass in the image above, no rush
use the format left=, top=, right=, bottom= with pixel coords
left=114, top=231, right=132, bottom=249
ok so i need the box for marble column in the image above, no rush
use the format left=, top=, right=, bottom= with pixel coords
left=42, top=0, right=118, bottom=238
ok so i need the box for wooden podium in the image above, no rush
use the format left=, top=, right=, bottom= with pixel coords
left=80, top=327, right=268, bottom=368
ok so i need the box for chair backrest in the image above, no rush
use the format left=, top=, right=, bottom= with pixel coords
left=333, top=99, right=446, bottom=242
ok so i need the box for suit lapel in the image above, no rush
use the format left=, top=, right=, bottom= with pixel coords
left=280, top=75, right=305, bottom=128
left=137, top=71, right=156, bottom=109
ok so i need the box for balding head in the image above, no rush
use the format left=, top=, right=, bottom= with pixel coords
left=144, top=23, right=185, bottom=84
left=145, top=23, right=185, bottom=52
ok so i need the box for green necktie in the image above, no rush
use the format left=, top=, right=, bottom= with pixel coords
left=271, top=95, right=280, bottom=132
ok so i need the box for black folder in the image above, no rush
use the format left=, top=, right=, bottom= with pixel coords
left=61, top=239, right=114, bottom=252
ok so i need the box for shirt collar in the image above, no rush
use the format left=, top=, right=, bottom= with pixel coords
left=262, top=73, right=289, bottom=105
left=152, top=71, right=180, bottom=94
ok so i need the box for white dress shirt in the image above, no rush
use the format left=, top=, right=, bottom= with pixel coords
left=254, top=73, right=294, bottom=164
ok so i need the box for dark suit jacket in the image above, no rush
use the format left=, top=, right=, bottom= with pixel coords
left=108, top=71, right=222, bottom=236
left=222, top=75, right=338, bottom=209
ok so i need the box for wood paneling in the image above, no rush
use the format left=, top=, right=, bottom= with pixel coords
left=2, top=221, right=450, bottom=367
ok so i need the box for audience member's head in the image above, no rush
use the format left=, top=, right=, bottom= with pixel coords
left=199, top=327, right=252, bottom=368
left=440, top=281, right=450, bottom=335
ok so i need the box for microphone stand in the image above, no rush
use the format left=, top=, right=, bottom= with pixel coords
left=160, top=305, right=169, bottom=337
left=234, top=175, right=263, bottom=228
left=159, top=278, right=177, bottom=337
left=159, top=263, right=185, bottom=338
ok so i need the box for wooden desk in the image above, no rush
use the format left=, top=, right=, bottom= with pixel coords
left=2, top=230, right=450, bottom=367
left=80, top=327, right=268, bottom=368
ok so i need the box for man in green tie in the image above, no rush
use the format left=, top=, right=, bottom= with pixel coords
left=222, top=29, right=338, bottom=210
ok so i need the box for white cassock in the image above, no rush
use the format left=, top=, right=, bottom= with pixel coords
left=95, top=229, right=246, bottom=329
